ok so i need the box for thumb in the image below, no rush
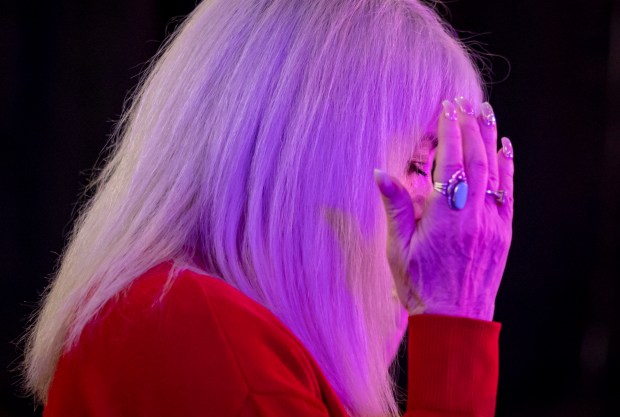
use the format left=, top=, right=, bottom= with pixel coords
left=373, top=169, right=416, bottom=245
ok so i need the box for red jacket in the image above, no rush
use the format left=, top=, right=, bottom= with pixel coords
left=44, top=262, right=501, bottom=416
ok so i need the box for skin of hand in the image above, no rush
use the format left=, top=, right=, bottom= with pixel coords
left=374, top=97, right=514, bottom=322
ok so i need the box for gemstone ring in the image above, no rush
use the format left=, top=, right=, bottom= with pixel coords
left=433, top=168, right=468, bottom=210
left=485, top=189, right=506, bottom=205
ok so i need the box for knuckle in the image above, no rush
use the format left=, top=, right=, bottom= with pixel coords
left=443, top=130, right=462, bottom=142
left=461, top=121, right=481, bottom=137
left=436, top=163, right=465, bottom=182
left=503, top=167, right=515, bottom=179
left=487, top=173, right=499, bottom=186
left=481, top=134, right=496, bottom=146
left=468, top=158, right=488, bottom=174
left=443, top=163, right=465, bottom=173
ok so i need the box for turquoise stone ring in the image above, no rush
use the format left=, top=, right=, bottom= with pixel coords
left=433, top=169, right=468, bottom=210
left=450, top=180, right=468, bottom=210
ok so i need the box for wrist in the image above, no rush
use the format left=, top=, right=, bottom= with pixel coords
left=415, top=304, right=495, bottom=322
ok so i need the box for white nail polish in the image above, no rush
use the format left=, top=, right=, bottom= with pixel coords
left=480, top=102, right=496, bottom=126
left=501, top=137, right=514, bottom=160
left=441, top=100, right=458, bottom=121
left=454, top=96, right=475, bottom=116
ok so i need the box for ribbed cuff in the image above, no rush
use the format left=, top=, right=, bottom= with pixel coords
left=406, top=314, right=501, bottom=417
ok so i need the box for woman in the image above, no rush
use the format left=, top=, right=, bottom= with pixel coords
left=24, top=0, right=514, bottom=416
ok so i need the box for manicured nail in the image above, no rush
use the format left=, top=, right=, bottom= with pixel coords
left=373, top=168, right=396, bottom=197
left=501, top=137, right=514, bottom=160
left=480, top=102, right=496, bottom=126
left=441, top=100, right=458, bottom=121
left=454, top=96, right=475, bottom=116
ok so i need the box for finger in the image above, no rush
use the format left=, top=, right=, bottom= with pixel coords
left=373, top=169, right=416, bottom=245
left=497, top=137, right=514, bottom=221
left=478, top=101, right=499, bottom=190
left=454, top=96, right=488, bottom=209
left=433, top=100, right=464, bottom=185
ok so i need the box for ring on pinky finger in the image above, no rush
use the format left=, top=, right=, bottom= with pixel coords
left=485, top=189, right=506, bottom=205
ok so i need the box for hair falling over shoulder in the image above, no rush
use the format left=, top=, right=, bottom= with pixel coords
left=23, top=1, right=483, bottom=415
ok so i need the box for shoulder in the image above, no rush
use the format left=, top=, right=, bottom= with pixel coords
left=128, top=263, right=323, bottom=393
left=53, top=261, right=326, bottom=416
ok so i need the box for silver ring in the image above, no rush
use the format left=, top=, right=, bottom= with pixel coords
left=433, top=168, right=468, bottom=210
left=486, top=189, right=506, bottom=205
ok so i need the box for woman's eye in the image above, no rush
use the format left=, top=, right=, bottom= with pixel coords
left=407, top=160, right=428, bottom=177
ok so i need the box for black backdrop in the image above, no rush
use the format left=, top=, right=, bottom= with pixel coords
left=2, top=0, right=619, bottom=416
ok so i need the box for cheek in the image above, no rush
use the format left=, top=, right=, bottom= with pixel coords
left=402, top=175, right=433, bottom=218
left=402, top=174, right=425, bottom=193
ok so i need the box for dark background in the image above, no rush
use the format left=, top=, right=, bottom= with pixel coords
left=2, top=0, right=619, bottom=416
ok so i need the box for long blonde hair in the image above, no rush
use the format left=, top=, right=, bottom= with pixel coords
left=24, top=1, right=483, bottom=415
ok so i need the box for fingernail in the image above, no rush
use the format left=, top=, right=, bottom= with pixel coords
left=441, top=100, right=458, bottom=121
left=501, top=137, right=514, bottom=159
left=373, top=168, right=396, bottom=197
left=454, top=96, right=475, bottom=116
left=480, top=102, right=496, bottom=126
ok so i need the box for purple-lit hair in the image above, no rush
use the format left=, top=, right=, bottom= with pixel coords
left=24, top=1, right=483, bottom=415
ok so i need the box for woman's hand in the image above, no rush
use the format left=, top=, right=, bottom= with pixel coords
left=374, top=97, right=514, bottom=321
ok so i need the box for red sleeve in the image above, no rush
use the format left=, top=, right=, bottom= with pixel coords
left=405, top=314, right=501, bottom=417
